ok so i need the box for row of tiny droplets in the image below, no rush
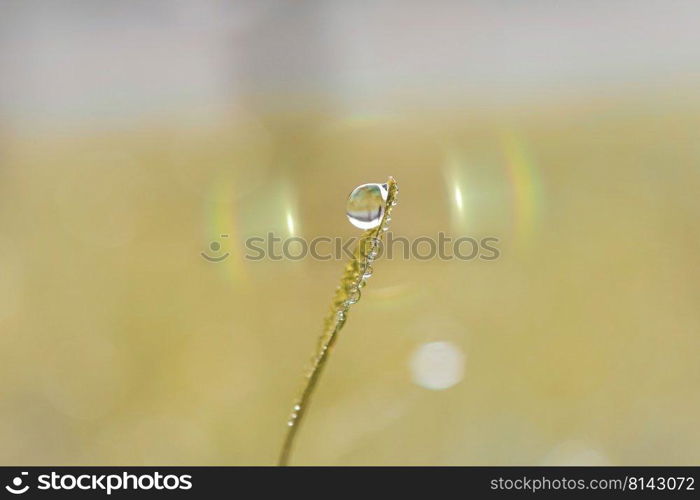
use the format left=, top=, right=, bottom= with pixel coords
left=340, top=180, right=399, bottom=318
left=286, top=180, right=399, bottom=428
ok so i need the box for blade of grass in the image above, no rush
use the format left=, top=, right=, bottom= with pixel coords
left=278, top=177, right=399, bottom=466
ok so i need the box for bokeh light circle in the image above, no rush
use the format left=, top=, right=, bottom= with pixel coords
left=410, top=341, right=465, bottom=390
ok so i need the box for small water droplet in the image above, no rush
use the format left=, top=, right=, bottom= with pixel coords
left=346, top=287, right=361, bottom=304
left=363, top=264, right=373, bottom=278
left=366, top=238, right=382, bottom=259
left=346, top=183, right=388, bottom=229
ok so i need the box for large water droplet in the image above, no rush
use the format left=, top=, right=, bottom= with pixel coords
left=346, top=183, right=388, bottom=229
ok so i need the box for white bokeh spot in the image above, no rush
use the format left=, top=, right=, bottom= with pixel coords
left=410, top=341, right=465, bottom=390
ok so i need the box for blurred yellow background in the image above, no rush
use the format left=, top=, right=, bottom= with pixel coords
left=1, top=1, right=699, bottom=465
